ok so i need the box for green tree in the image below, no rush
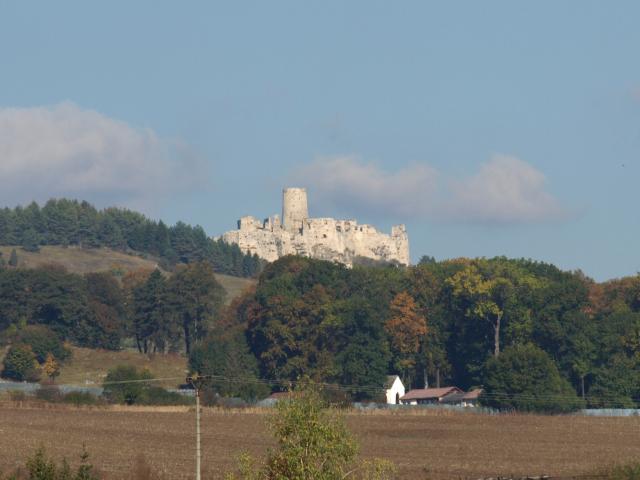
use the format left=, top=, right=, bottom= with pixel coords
left=15, top=325, right=71, bottom=364
left=225, top=383, right=394, bottom=480
left=9, top=248, right=18, bottom=267
left=167, top=262, right=225, bottom=354
left=189, top=328, right=269, bottom=401
left=102, top=365, right=153, bottom=405
left=1, top=344, right=40, bottom=381
left=21, top=227, right=42, bottom=252
left=132, top=269, right=169, bottom=353
left=482, top=343, right=584, bottom=413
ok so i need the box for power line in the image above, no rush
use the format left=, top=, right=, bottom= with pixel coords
left=38, top=372, right=640, bottom=407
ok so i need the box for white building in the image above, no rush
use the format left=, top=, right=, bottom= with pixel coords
left=384, top=375, right=405, bottom=405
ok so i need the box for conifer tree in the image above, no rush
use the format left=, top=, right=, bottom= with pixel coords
left=8, top=248, right=18, bottom=267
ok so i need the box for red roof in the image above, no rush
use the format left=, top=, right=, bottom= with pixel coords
left=400, top=387, right=462, bottom=401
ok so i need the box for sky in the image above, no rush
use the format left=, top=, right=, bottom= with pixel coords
left=0, top=1, right=639, bottom=281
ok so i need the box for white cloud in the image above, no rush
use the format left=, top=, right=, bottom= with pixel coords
left=446, top=155, right=565, bottom=224
left=291, top=155, right=439, bottom=219
left=293, top=154, right=565, bottom=225
left=0, top=102, right=205, bottom=211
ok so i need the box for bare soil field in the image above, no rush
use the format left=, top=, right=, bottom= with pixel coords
left=1, top=404, right=639, bottom=479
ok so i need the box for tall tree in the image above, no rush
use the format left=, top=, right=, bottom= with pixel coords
left=132, top=269, right=169, bottom=353
left=385, top=292, right=427, bottom=386
left=167, top=262, right=226, bottom=354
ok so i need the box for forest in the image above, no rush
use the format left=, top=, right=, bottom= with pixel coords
left=0, top=199, right=261, bottom=277
left=1, top=250, right=639, bottom=411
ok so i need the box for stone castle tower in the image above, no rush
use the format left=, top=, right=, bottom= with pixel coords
left=282, top=187, right=308, bottom=232
left=219, top=187, right=410, bottom=266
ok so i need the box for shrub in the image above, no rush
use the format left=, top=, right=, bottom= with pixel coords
left=102, top=365, right=153, bottom=405
left=225, top=382, right=395, bottom=480
left=63, top=391, right=103, bottom=407
left=2, top=445, right=102, bottom=480
left=141, top=387, right=192, bottom=406
left=101, top=365, right=195, bottom=406
left=35, top=384, right=63, bottom=403
left=609, top=462, right=640, bottom=480
left=1, top=344, right=40, bottom=382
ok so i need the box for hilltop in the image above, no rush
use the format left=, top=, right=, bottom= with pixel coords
left=0, top=245, right=255, bottom=304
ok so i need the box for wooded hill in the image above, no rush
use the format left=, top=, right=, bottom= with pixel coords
left=0, top=199, right=638, bottom=412
left=0, top=199, right=261, bottom=277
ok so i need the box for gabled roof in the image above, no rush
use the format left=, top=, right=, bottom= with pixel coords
left=400, top=387, right=462, bottom=401
left=439, top=388, right=484, bottom=404
left=384, top=375, right=401, bottom=389
left=463, top=388, right=483, bottom=400
left=439, top=391, right=466, bottom=404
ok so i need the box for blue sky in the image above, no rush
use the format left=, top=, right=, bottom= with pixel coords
left=1, top=1, right=638, bottom=281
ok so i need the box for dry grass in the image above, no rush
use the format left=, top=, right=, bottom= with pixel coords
left=0, top=245, right=256, bottom=304
left=0, top=246, right=161, bottom=275
left=1, top=405, right=638, bottom=479
left=57, top=346, right=188, bottom=388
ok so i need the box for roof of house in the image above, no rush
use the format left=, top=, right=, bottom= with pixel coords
left=463, top=388, right=483, bottom=400
left=440, top=388, right=484, bottom=404
left=439, top=391, right=466, bottom=404
left=400, top=387, right=462, bottom=401
left=384, top=375, right=401, bottom=389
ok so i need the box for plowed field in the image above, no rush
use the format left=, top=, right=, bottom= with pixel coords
left=1, top=404, right=639, bottom=479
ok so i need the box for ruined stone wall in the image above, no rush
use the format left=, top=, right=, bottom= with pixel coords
left=219, top=188, right=410, bottom=266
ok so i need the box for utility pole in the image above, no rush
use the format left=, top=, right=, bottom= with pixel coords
left=187, top=375, right=212, bottom=480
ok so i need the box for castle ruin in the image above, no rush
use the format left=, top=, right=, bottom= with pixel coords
left=220, top=188, right=410, bottom=266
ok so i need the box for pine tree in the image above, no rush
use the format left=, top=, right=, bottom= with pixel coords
left=9, top=248, right=18, bottom=267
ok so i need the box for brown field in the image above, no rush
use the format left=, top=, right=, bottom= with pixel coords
left=1, top=404, right=639, bottom=479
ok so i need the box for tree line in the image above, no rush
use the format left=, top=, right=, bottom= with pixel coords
left=0, top=262, right=228, bottom=383
left=1, top=253, right=638, bottom=411
left=226, top=255, right=639, bottom=409
left=0, top=198, right=262, bottom=277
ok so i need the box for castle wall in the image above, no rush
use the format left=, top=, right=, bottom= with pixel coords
left=220, top=189, right=410, bottom=266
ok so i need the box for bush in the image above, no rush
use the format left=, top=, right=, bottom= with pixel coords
left=141, top=387, right=192, bottom=406
left=1, top=344, right=41, bottom=382
left=102, top=365, right=190, bottom=406
left=482, top=344, right=584, bottom=413
left=35, top=384, right=63, bottom=403
left=63, top=391, right=103, bottom=407
left=102, top=365, right=153, bottom=405
left=225, top=382, right=395, bottom=480
left=2, top=445, right=101, bottom=480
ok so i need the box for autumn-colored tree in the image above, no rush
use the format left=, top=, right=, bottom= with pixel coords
left=385, top=292, right=427, bottom=384
left=42, top=353, right=60, bottom=382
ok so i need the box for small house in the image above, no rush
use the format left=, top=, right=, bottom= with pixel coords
left=384, top=375, right=405, bottom=404
left=440, top=388, right=483, bottom=407
left=400, top=386, right=463, bottom=405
